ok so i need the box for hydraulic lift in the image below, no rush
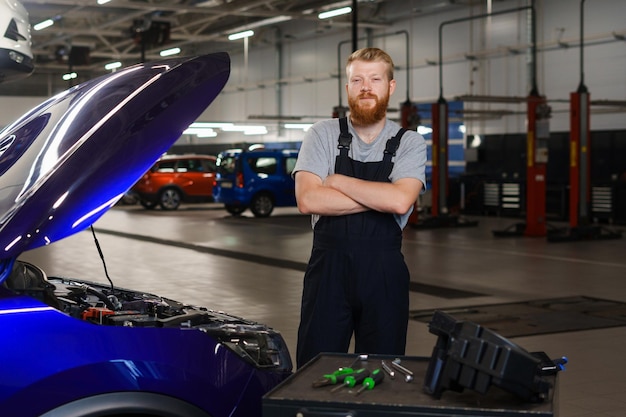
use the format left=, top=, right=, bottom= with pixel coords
left=408, top=7, right=542, bottom=229
left=492, top=94, right=554, bottom=237
left=546, top=0, right=622, bottom=242
left=411, top=98, right=478, bottom=229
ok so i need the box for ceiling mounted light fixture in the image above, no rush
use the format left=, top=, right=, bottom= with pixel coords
left=104, top=62, right=122, bottom=71
left=229, top=15, right=292, bottom=33
left=285, top=123, right=313, bottom=131
left=318, top=6, right=352, bottom=20
left=160, top=47, right=181, bottom=57
left=228, top=30, right=254, bottom=41
left=33, top=19, right=55, bottom=31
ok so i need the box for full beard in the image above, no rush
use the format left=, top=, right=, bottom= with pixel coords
left=348, top=92, right=390, bottom=125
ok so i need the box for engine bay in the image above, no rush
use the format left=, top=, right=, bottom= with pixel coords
left=4, top=260, right=291, bottom=369
left=6, top=260, right=251, bottom=328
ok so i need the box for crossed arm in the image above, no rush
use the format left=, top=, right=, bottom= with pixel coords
left=295, top=170, right=423, bottom=216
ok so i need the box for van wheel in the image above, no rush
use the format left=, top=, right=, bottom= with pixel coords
left=159, top=188, right=182, bottom=210
left=250, top=193, right=274, bottom=218
left=225, top=205, right=246, bottom=216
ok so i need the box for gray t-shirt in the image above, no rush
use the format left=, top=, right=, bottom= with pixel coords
left=293, top=118, right=427, bottom=229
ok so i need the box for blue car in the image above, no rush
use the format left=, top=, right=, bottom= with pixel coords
left=0, top=53, right=292, bottom=417
left=213, top=148, right=299, bottom=217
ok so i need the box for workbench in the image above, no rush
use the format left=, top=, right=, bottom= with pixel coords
left=263, top=353, right=558, bottom=417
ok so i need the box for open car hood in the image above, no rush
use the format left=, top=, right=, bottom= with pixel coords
left=0, top=53, right=230, bottom=276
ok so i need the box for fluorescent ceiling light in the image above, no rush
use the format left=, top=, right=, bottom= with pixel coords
left=160, top=47, right=181, bottom=57
left=62, top=72, right=77, bottom=81
left=97, top=0, right=111, bottom=4
left=285, top=123, right=313, bottom=131
left=196, top=131, right=218, bottom=138
left=221, top=125, right=267, bottom=135
left=184, top=127, right=217, bottom=137
left=229, top=15, right=292, bottom=34
left=242, top=126, right=268, bottom=135
left=318, top=6, right=352, bottom=19
left=228, top=30, right=254, bottom=41
left=185, top=123, right=267, bottom=137
left=252, top=15, right=292, bottom=27
left=34, top=19, right=54, bottom=31
left=104, top=61, right=122, bottom=70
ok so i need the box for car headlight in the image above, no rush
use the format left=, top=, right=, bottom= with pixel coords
left=201, top=323, right=292, bottom=372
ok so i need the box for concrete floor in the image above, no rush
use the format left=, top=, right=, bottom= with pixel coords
left=19, top=203, right=626, bottom=417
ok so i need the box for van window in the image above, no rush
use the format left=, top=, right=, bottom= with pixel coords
left=285, top=157, right=297, bottom=175
left=248, top=157, right=277, bottom=175
left=217, top=156, right=238, bottom=174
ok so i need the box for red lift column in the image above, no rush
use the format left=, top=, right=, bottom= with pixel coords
left=431, top=98, right=449, bottom=218
left=524, top=94, right=550, bottom=237
left=546, top=0, right=622, bottom=242
left=569, top=89, right=591, bottom=228
left=547, top=87, right=621, bottom=241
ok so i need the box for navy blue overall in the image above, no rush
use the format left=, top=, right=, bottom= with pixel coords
left=296, top=118, right=410, bottom=368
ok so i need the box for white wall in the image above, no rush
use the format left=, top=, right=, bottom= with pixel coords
left=2, top=0, right=625, bottom=144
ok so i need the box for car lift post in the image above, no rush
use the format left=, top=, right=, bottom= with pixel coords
left=431, top=97, right=448, bottom=220
left=570, top=87, right=591, bottom=229
left=492, top=2, right=556, bottom=238
left=492, top=92, right=551, bottom=238
left=547, top=0, right=621, bottom=242
left=411, top=97, right=478, bottom=229
left=524, top=94, right=550, bottom=237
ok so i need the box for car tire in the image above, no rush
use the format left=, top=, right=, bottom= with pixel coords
left=159, top=188, right=182, bottom=210
left=250, top=193, right=274, bottom=218
left=225, top=204, right=246, bottom=216
left=140, top=199, right=158, bottom=209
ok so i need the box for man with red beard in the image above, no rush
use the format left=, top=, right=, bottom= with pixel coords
left=293, top=47, right=427, bottom=368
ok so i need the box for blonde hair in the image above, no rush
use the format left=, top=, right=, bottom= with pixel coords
left=346, top=47, right=394, bottom=81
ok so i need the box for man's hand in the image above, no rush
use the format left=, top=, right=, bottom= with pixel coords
left=295, top=171, right=422, bottom=216
left=323, top=174, right=422, bottom=215
left=295, top=171, right=368, bottom=216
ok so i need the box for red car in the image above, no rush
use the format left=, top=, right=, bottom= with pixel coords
left=133, top=154, right=217, bottom=210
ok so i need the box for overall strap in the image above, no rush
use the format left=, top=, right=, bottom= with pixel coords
left=381, top=127, right=408, bottom=174
left=337, top=117, right=353, bottom=157
left=383, top=128, right=407, bottom=160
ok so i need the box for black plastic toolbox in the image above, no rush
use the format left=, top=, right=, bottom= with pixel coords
left=263, top=353, right=558, bottom=417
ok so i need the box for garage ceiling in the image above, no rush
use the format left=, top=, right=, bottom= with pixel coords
left=7, top=0, right=475, bottom=96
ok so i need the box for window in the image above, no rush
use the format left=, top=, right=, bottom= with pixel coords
left=218, top=156, right=237, bottom=174
left=154, top=160, right=176, bottom=172
left=249, top=157, right=277, bottom=175
left=285, top=157, right=297, bottom=175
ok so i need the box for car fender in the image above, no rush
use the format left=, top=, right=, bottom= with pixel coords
left=0, top=350, right=258, bottom=417
left=0, top=298, right=262, bottom=417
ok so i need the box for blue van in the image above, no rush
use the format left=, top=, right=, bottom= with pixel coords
left=213, top=148, right=299, bottom=217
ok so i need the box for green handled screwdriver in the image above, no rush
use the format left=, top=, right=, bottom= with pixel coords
left=330, top=368, right=371, bottom=392
left=312, top=367, right=355, bottom=387
left=355, top=368, right=384, bottom=395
